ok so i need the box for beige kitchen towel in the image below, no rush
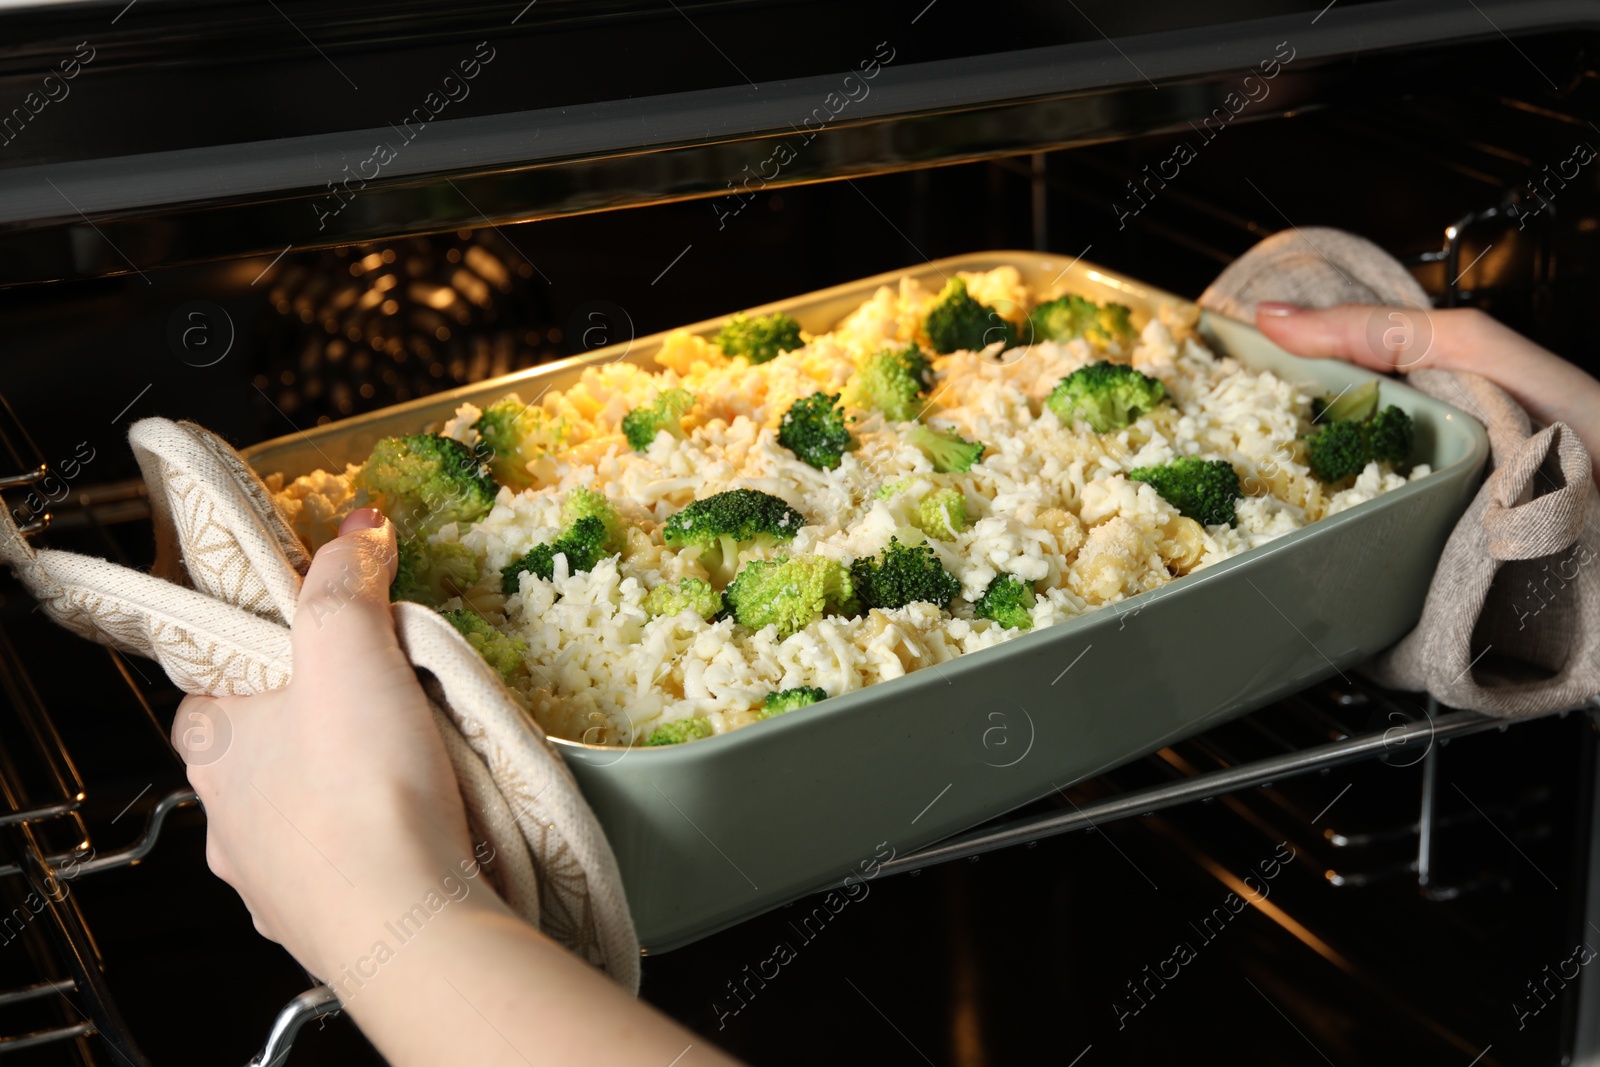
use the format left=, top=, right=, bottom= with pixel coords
left=0, top=418, right=641, bottom=992
left=1200, top=227, right=1600, bottom=716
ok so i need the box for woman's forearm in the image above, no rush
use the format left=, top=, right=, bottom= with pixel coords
left=334, top=893, right=737, bottom=1067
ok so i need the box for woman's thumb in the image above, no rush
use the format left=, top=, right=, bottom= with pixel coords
left=339, top=506, right=390, bottom=538
left=292, top=507, right=400, bottom=656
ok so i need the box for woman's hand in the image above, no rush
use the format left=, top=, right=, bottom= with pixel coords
left=1254, top=302, right=1600, bottom=485
left=175, top=507, right=477, bottom=981
left=174, top=508, right=739, bottom=1066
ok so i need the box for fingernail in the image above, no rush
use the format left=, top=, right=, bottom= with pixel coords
left=340, top=507, right=387, bottom=534
left=1256, top=302, right=1299, bottom=318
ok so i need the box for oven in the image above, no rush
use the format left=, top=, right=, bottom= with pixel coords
left=0, top=1, right=1597, bottom=1063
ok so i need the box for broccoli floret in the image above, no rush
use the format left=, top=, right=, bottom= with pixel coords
left=1128, top=457, right=1241, bottom=527
left=915, top=487, right=969, bottom=540
left=1028, top=294, right=1100, bottom=344
left=622, top=389, right=695, bottom=451
left=499, top=488, right=626, bottom=593
left=1312, top=380, right=1379, bottom=424
left=1306, top=420, right=1371, bottom=483
left=1095, top=302, right=1135, bottom=345
left=778, top=392, right=856, bottom=470
left=472, top=397, right=566, bottom=488
left=1045, top=362, right=1168, bottom=433
left=390, top=538, right=479, bottom=607
left=1028, top=294, right=1135, bottom=347
left=561, top=486, right=626, bottom=554
left=441, top=609, right=526, bottom=682
left=716, top=312, right=804, bottom=364
left=647, top=717, right=715, bottom=746
left=1364, top=405, right=1414, bottom=466
left=760, top=686, right=827, bottom=719
left=663, top=488, right=806, bottom=585
left=356, top=434, right=498, bottom=538
left=973, top=573, right=1036, bottom=631
left=643, top=577, right=723, bottom=620
left=849, top=537, right=961, bottom=610
left=1306, top=382, right=1414, bottom=482
left=905, top=423, right=986, bottom=473
left=501, top=543, right=557, bottom=592
left=876, top=480, right=969, bottom=538
left=844, top=345, right=932, bottom=422
left=924, top=277, right=1018, bottom=354
left=722, top=556, right=858, bottom=638
left=499, top=515, right=609, bottom=593
left=546, top=514, right=607, bottom=571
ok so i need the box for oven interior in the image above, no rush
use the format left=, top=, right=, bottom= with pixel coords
left=1, top=18, right=1598, bottom=1066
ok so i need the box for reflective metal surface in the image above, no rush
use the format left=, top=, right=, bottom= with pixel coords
left=878, top=707, right=1535, bottom=876
left=248, top=985, right=342, bottom=1067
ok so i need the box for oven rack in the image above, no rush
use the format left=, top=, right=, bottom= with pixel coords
left=0, top=395, right=343, bottom=1066
left=0, top=440, right=1583, bottom=1065
left=884, top=696, right=1579, bottom=882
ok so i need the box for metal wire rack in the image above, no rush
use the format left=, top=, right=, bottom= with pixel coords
left=884, top=691, right=1585, bottom=910
left=0, top=394, right=340, bottom=1065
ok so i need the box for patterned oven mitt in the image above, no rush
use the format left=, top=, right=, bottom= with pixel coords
left=0, top=417, right=641, bottom=993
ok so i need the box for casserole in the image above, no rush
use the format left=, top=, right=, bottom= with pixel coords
left=243, top=250, right=1490, bottom=951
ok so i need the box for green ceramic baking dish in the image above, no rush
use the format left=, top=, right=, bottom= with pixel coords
left=242, top=251, right=1490, bottom=953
